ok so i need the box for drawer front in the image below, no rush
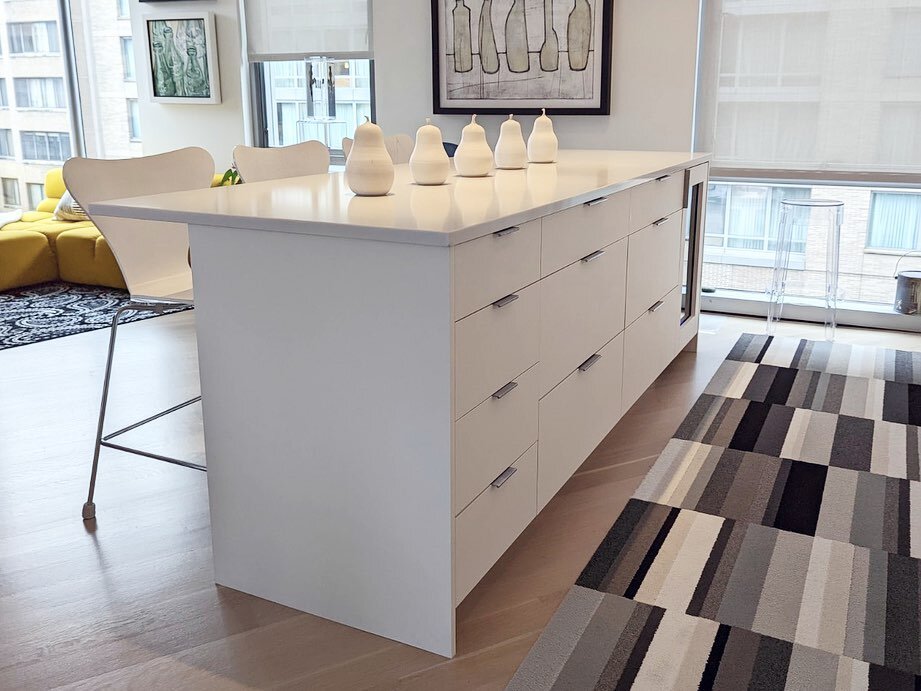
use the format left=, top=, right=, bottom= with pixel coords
left=455, top=282, right=539, bottom=418
left=629, top=171, right=685, bottom=233
left=455, top=443, right=537, bottom=604
left=455, top=364, right=538, bottom=514
left=625, top=210, right=683, bottom=325
left=541, top=191, right=629, bottom=277
left=540, top=238, right=627, bottom=397
left=537, top=334, right=624, bottom=510
left=622, top=286, right=681, bottom=411
left=453, top=220, right=541, bottom=320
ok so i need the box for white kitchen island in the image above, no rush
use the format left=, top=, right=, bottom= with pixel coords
left=92, top=150, right=710, bottom=657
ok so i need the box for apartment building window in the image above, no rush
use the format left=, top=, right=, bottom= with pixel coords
left=706, top=184, right=811, bottom=254
left=120, top=37, right=135, bottom=80
left=8, top=22, right=59, bottom=55
left=127, top=99, right=140, bottom=140
left=887, top=9, right=921, bottom=77
left=14, top=78, right=66, bottom=109
left=867, top=192, right=921, bottom=251
left=0, top=129, right=13, bottom=158
left=21, top=131, right=71, bottom=162
left=27, top=183, right=44, bottom=210
left=116, top=0, right=129, bottom=19
left=2, top=178, right=19, bottom=208
left=0, top=80, right=7, bottom=108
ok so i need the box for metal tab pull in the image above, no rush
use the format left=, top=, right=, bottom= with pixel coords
left=491, top=466, right=518, bottom=488
left=649, top=300, right=665, bottom=313
left=585, top=196, right=609, bottom=207
left=494, top=225, right=520, bottom=238
left=581, top=249, right=606, bottom=263
left=578, top=353, right=602, bottom=372
left=655, top=174, right=670, bottom=182
left=492, top=381, right=518, bottom=400
left=653, top=216, right=670, bottom=226
left=493, top=293, right=520, bottom=308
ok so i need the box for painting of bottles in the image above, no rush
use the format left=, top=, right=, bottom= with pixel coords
left=146, top=13, right=221, bottom=104
left=432, top=0, right=612, bottom=114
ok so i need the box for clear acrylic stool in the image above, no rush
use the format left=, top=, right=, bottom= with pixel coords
left=767, top=198, right=844, bottom=341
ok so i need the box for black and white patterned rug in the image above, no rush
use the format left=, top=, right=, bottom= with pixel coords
left=0, top=282, right=191, bottom=350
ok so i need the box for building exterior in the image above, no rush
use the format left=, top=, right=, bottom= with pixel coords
left=0, top=0, right=139, bottom=211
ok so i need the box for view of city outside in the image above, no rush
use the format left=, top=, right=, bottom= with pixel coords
left=261, top=58, right=372, bottom=154
left=700, top=1, right=921, bottom=310
left=0, top=0, right=139, bottom=211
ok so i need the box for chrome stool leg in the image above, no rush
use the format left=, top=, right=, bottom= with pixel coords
left=83, top=301, right=201, bottom=521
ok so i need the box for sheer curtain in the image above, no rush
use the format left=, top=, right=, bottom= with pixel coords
left=244, top=0, right=372, bottom=61
left=868, top=193, right=921, bottom=250
left=696, top=0, right=921, bottom=180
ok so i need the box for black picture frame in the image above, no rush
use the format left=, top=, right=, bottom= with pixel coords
left=431, top=0, right=614, bottom=116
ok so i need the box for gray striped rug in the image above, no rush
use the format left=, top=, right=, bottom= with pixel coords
left=509, top=334, right=921, bottom=690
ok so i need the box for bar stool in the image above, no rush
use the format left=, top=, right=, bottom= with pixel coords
left=767, top=198, right=843, bottom=341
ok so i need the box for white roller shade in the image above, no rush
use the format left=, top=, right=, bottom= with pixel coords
left=245, top=0, right=372, bottom=61
left=696, top=0, right=921, bottom=181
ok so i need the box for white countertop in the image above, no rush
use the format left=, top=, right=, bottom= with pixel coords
left=90, top=150, right=710, bottom=247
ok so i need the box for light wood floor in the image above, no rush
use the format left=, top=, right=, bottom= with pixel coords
left=2, top=312, right=919, bottom=690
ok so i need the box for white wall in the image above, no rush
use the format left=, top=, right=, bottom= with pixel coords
left=130, top=0, right=246, bottom=170
left=373, top=0, right=701, bottom=152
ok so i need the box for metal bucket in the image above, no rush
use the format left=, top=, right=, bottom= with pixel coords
left=894, top=251, right=921, bottom=315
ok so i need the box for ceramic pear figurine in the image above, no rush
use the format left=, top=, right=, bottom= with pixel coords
left=454, top=114, right=493, bottom=177
left=345, top=117, right=395, bottom=196
left=410, top=118, right=450, bottom=185
left=528, top=108, right=558, bottom=163
left=494, top=114, right=528, bottom=170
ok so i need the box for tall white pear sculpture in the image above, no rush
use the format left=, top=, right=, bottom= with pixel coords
left=495, top=114, right=528, bottom=170
left=410, top=118, right=450, bottom=185
left=454, top=115, right=493, bottom=177
left=527, top=108, right=558, bottom=164
left=346, top=117, right=395, bottom=196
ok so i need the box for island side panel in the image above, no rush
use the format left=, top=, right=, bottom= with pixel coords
left=188, top=224, right=456, bottom=657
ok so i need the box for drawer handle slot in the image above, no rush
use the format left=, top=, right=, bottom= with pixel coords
left=585, top=196, right=609, bottom=207
left=649, top=300, right=665, bottom=313
left=494, top=225, right=520, bottom=238
left=578, top=353, right=602, bottom=372
left=655, top=174, right=670, bottom=182
left=581, top=249, right=605, bottom=263
left=493, top=293, right=520, bottom=309
left=492, top=380, right=519, bottom=400
left=491, top=466, right=518, bottom=489
left=653, top=216, right=670, bottom=226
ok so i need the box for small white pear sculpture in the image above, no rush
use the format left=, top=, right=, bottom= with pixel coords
left=528, top=108, right=558, bottom=164
left=410, top=118, right=450, bottom=185
left=345, top=117, right=395, bottom=196
left=495, top=114, right=528, bottom=170
left=454, top=115, right=493, bottom=177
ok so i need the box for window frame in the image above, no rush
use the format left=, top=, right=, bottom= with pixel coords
left=20, top=130, right=72, bottom=163
left=2, top=177, right=20, bottom=208
left=13, top=77, right=67, bottom=110
left=7, top=21, right=60, bottom=56
left=865, top=190, right=921, bottom=253
left=120, top=36, right=135, bottom=81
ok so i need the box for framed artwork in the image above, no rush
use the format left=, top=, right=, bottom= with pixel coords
left=144, top=12, right=221, bottom=104
left=431, top=0, right=613, bottom=115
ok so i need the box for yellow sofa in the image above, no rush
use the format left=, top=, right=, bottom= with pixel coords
left=0, top=168, right=226, bottom=293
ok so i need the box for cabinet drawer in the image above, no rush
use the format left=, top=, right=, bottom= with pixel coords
left=455, top=282, right=539, bottom=418
left=455, top=443, right=537, bottom=604
left=453, top=220, right=541, bottom=320
left=540, top=238, right=627, bottom=397
left=625, top=210, right=683, bottom=325
left=622, top=286, right=681, bottom=411
left=629, top=171, right=685, bottom=233
left=455, top=364, right=538, bottom=514
left=541, top=191, right=629, bottom=277
left=537, top=334, right=624, bottom=510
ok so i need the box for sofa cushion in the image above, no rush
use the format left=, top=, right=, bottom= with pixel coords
left=0, top=230, right=57, bottom=292
left=56, top=227, right=126, bottom=289
left=5, top=219, right=96, bottom=250
left=19, top=211, right=54, bottom=223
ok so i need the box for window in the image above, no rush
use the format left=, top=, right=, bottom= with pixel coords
left=120, top=37, right=135, bottom=80
left=8, top=22, right=59, bottom=55
left=14, top=78, right=66, bottom=109
left=887, top=9, right=921, bottom=77
left=27, top=183, right=44, bottom=210
left=0, top=130, right=13, bottom=158
left=0, top=80, right=7, bottom=108
left=116, top=0, right=129, bottom=19
left=127, top=99, right=140, bottom=140
left=21, top=131, right=71, bottom=162
left=867, top=193, right=921, bottom=251
left=2, top=178, right=19, bottom=208
left=706, top=183, right=812, bottom=254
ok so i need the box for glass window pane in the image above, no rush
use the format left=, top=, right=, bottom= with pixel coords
left=868, top=193, right=921, bottom=251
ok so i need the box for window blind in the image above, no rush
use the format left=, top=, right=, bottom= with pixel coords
left=696, top=0, right=921, bottom=181
left=244, top=0, right=372, bottom=62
